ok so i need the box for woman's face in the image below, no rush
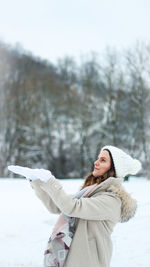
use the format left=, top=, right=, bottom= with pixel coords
left=92, top=150, right=111, bottom=177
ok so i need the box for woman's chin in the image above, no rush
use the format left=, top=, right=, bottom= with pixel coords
left=92, top=171, right=99, bottom=177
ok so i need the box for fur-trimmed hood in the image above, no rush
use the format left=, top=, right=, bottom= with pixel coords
left=106, top=183, right=137, bottom=223
left=88, top=177, right=137, bottom=223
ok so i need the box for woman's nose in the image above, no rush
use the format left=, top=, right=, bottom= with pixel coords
left=94, top=160, right=99, bottom=166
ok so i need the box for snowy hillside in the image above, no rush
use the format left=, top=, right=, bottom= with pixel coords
left=0, top=177, right=149, bottom=267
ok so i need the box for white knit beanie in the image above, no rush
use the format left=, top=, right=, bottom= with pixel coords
left=100, top=145, right=142, bottom=178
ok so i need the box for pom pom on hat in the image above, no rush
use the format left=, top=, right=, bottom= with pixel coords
left=100, top=145, right=142, bottom=178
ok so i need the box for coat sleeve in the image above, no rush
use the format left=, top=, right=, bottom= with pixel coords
left=29, top=179, right=61, bottom=214
left=38, top=176, right=121, bottom=222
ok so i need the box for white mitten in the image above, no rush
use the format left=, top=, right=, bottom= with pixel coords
left=8, top=165, right=54, bottom=182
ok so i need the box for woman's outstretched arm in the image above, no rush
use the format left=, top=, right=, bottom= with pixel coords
left=37, top=176, right=121, bottom=222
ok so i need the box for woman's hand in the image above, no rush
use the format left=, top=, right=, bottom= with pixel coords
left=7, top=165, right=54, bottom=182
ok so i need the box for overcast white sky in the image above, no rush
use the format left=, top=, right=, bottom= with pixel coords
left=0, top=0, right=150, bottom=64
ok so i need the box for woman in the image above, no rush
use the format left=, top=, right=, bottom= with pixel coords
left=8, top=145, right=142, bottom=267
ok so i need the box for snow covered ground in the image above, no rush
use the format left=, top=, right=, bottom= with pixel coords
left=0, top=176, right=150, bottom=267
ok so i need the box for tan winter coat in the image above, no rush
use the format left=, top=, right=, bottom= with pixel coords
left=30, top=176, right=137, bottom=267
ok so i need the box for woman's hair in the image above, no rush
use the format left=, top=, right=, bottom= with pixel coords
left=81, top=149, right=116, bottom=189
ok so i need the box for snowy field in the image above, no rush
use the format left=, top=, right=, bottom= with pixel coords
left=0, top=176, right=150, bottom=267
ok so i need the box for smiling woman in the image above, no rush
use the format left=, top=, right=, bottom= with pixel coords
left=7, top=144, right=142, bottom=267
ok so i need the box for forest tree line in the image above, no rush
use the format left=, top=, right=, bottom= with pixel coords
left=0, top=41, right=150, bottom=179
